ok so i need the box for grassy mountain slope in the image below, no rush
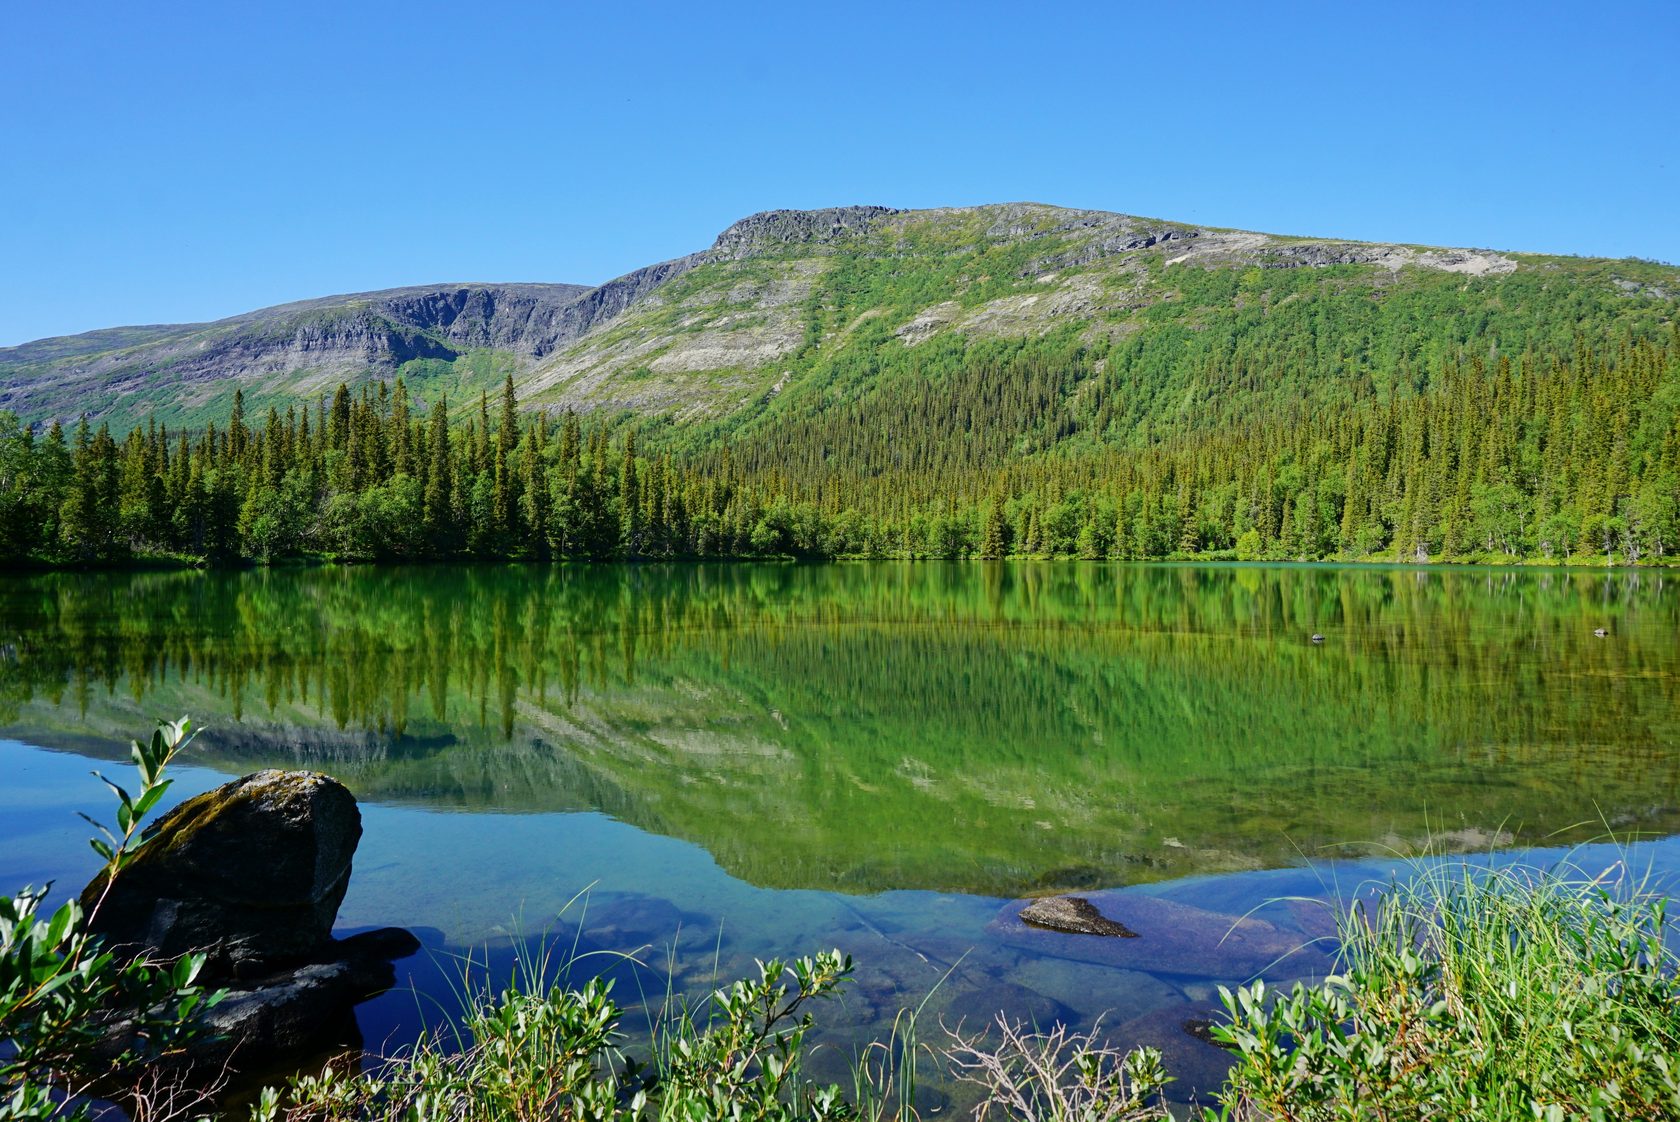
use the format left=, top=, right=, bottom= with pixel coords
left=523, top=204, right=1678, bottom=472
left=5, top=203, right=1673, bottom=450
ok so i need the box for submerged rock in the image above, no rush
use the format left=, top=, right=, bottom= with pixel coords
left=201, top=961, right=378, bottom=1062
left=83, top=769, right=361, bottom=981
left=943, top=978, right=1070, bottom=1031
left=1115, top=1001, right=1240, bottom=1104
left=576, top=893, right=688, bottom=950
left=1005, top=956, right=1185, bottom=1021
left=989, top=891, right=1333, bottom=979
left=1019, top=895, right=1139, bottom=937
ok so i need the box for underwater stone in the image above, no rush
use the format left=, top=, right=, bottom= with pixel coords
left=1019, top=895, right=1139, bottom=937
left=991, top=891, right=1334, bottom=979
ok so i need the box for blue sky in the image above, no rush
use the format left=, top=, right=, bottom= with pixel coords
left=2, top=0, right=1676, bottom=346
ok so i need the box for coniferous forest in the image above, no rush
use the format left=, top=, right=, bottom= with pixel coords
left=2, top=327, right=1676, bottom=568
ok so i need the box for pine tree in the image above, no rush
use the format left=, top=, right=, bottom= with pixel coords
left=423, top=398, right=455, bottom=552
left=619, top=431, right=642, bottom=557
left=979, top=484, right=1007, bottom=559
left=391, top=378, right=413, bottom=476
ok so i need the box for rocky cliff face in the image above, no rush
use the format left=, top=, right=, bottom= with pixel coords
left=0, top=282, right=593, bottom=425
left=365, top=283, right=596, bottom=355
left=707, top=206, right=901, bottom=259
left=0, top=208, right=914, bottom=426
left=539, top=253, right=709, bottom=352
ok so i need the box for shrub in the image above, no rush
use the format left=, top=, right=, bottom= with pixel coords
left=1, top=718, right=218, bottom=1122
left=253, top=951, right=857, bottom=1122
left=944, top=1016, right=1169, bottom=1122
left=1206, top=861, right=1680, bottom=1121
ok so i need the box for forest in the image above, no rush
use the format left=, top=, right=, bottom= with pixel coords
left=0, top=326, right=1675, bottom=568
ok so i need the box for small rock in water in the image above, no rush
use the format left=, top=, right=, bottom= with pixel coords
left=1310, top=633, right=1326, bottom=643
left=1019, top=895, right=1139, bottom=938
left=1182, top=1016, right=1239, bottom=1051
left=990, top=891, right=1335, bottom=978
left=1116, top=1001, right=1241, bottom=1104
left=334, top=926, right=423, bottom=961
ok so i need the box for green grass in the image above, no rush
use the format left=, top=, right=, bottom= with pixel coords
left=1211, top=858, right=1680, bottom=1120
left=252, top=947, right=870, bottom=1122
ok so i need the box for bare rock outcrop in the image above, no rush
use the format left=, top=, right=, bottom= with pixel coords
left=708, top=206, right=900, bottom=259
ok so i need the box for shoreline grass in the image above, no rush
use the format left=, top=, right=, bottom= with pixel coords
left=1209, top=858, right=1680, bottom=1120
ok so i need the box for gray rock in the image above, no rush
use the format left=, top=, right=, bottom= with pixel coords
left=1115, top=1001, right=1238, bottom=1105
left=944, top=978, right=1070, bottom=1032
left=1019, top=895, right=1139, bottom=937
left=333, top=926, right=423, bottom=962
left=81, top=772, right=423, bottom=1075
left=1006, top=957, right=1185, bottom=1022
left=202, top=961, right=376, bottom=1062
left=82, top=769, right=361, bottom=981
left=989, top=891, right=1333, bottom=980
left=708, top=207, right=899, bottom=260
left=547, top=253, right=707, bottom=350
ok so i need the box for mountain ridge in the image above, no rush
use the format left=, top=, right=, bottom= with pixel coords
left=1, top=202, right=1675, bottom=431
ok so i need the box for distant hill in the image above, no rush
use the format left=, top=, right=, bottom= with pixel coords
left=0, top=282, right=592, bottom=426
left=5, top=203, right=1674, bottom=439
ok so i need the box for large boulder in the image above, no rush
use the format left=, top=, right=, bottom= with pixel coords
left=81, top=770, right=420, bottom=1075
left=81, top=769, right=362, bottom=982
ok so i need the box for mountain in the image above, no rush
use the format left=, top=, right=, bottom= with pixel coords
left=5, top=203, right=1675, bottom=437
left=0, top=282, right=591, bottom=427
left=4, top=203, right=1678, bottom=571
left=517, top=203, right=1527, bottom=419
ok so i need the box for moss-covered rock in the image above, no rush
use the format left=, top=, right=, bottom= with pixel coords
left=81, top=769, right=361, bottom=981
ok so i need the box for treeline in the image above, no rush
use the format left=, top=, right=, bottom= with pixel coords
left=711, top=332, right=1680, bottom=565
left=1071, top=333, right=1679, bottom=564
left=0, top=332, right=1676, bottom=566
left=0, top=379, right=800, bottom=565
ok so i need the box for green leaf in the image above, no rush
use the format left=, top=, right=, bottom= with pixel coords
left=132, top=780, right=171, bottom=820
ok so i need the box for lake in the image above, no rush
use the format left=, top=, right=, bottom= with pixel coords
left=2, top=562, right=1677, bottom=1107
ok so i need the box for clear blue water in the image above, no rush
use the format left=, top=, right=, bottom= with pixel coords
left=2, top=562, right=1677, bottom=1106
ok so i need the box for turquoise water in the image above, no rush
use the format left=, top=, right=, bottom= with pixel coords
left=2, top=562, right=1677, bottom=1106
